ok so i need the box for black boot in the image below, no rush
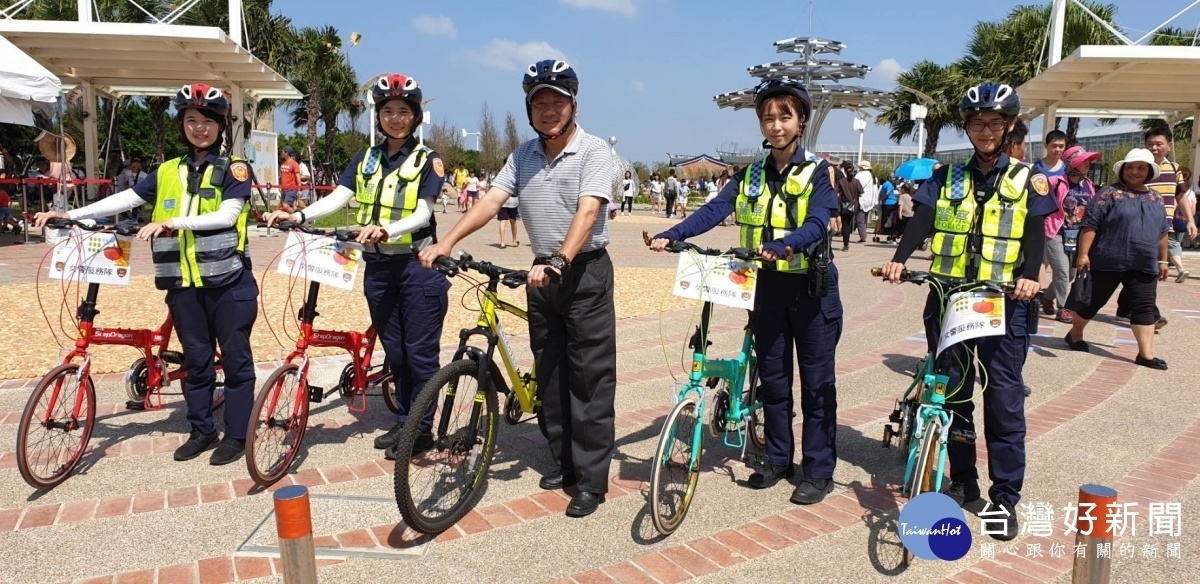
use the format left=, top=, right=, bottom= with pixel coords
left=174, top=430, right=218, bottom=461
left=748, top=463, right=794, bottom=489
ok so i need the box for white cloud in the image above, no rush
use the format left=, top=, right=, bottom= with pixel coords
left=412, top=15, right=457, bottom=39
left=561, top=0, right=637, bottom=17
left=457, top=39, right=570, bottom=72
left=867, top=58, right=905, bottom=89
left=631, top=80, right=646, bottom=92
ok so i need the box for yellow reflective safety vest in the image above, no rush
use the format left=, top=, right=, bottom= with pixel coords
left=354, top=145, right=431, bottom=246
left=733, top=157, right=818, bottom=272
left=929, top=161, right=1032, bottom=282
left=150, top=157, right=250, bottom=290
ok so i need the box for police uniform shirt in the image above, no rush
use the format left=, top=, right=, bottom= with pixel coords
left=336, top=137, right=442, bottom=204
left=656, top=147, right=839, bottom=257
left=131, top=151, right=251, bottom=206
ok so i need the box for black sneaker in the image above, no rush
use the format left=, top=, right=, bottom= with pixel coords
left=383, top=432, right=435, bottom=461
left=943, top=479, right=981, bottom=507
left=982, top=501, right=1019, bottom=541
left=747, top=463, right=794, bottom=489
left=209, top=437, right=245, bottom=465
left=174, top=430, right=218, bottom=461
left=790, top=478, right=835, bottom=505
left=373, top=422, right=404, bottom=450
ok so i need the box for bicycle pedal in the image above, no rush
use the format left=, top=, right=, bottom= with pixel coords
left=125, top=400, right=147, bottom=411
left=742, top=451, right=770, bottom=471
left=160, top=351, right=184, bottom=366
left=950, top=428, right=976, bottom=444
left=307, top=385, right=325, bottom=403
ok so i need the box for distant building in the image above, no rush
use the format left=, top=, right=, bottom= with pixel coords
left=667, top=154, right=730, bottom=179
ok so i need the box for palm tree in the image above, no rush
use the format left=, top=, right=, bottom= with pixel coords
left=961, top=2, right=1121, bottom=142
left=288, top=60, right=361, bottom=172
left=288, top=26, right=343, bottom=162
left=875, top=60, right=965, bottom=157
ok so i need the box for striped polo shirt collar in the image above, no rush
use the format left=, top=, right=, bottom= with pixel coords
left=534, top=125, right=586, bottom=162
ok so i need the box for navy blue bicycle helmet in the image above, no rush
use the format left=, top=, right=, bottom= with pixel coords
left=959, top=82, right=1021, bottom=119
left=753, top=78, right=812, bottom=122
left=522, top=59, right=579, bottom=140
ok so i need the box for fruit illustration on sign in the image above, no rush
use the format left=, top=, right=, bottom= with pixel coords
left=103, top=246, right=123, bottom=261
left=333, top=251, right=352, bottom=266
left=972, top=300, right=994, bottom=314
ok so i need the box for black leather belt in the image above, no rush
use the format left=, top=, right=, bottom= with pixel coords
left=534, top=248, right=607, bottom=266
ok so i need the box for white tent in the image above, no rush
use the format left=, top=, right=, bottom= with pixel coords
left=0, top=34, right=61, bottom=126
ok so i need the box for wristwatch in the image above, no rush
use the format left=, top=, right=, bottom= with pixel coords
left=547, top=253, right=570, bottom=272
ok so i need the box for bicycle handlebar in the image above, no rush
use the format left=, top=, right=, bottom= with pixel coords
left=433, top=251, right=560, bottom=287
left=641, top=230, right=761, bottom=262
left=870, top=267, right=1020, bottom=294
left=271, top=220, right=359, bottom=242
left=46, top=217, right=140, bottom=237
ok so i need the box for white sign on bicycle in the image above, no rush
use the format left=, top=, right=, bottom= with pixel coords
left=48, top=231, right=133, bottom=286
left=278, top=231, right=362, bottom=290
left=672, top=253, right=757, bottom=310
left=936, top=290, right=1006, bottom=357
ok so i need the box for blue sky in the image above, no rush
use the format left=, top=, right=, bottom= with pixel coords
left=280, top=0, right=1187, bottom=164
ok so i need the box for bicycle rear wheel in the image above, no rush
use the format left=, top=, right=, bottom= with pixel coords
left=17, top=364, right=97, bottom=490
left=246, top=364, right=309, bottom=486
left=395, top=359, right=499, bottom=534
left=650, top=395, right=703, bottom=536
left=902, top=416, right=944, bottom=566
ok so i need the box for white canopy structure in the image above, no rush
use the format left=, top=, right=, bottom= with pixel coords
left=0, top=33, right=60, bottom=125
left=1020, top=45, right=1200, bottom=122
left=0, top=2, right=301, bottom=198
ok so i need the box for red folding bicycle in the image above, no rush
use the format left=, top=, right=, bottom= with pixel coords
left=246, top=221, right=397, bottom=486
left=17, top=218, right=223, bottom=490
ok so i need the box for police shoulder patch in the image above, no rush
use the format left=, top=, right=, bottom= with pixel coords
left=229, top=161, right=249, bottom=183
left=432, top=158, right=445, bottom=178
left=1031, top=173, right=1049, bottom=196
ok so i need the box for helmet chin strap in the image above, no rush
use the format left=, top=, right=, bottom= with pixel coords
left=528, top=100, right=577, bottom=142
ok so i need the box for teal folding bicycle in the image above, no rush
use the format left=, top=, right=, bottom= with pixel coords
left=646, top=235, right=768, bottom=536
left=873, top=267, right=1023, bottom=565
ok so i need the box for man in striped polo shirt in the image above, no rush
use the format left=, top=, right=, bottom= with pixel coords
left=420, top=59, right=616, bottom=518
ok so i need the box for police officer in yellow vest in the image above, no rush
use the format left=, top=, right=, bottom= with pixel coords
left=882, top=83, right=1058, bottom=540
left=35, top=83, right=258, bottom=465
left=651, top=79, right=844, bottom=505
left=265, top=74, right=449, bottom=459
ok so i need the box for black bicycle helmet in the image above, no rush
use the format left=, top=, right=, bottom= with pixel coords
left=522, top=59, right=579, bottom=100
left=522, top=59, right=579, bottom=141
left=753, top=78, right=812, bottom=121
left=959, top=82, right=1020, bottom=119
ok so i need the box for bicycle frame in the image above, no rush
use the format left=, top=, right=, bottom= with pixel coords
left=56, top=282, right=186, bottom=411
left=282, top=279, right=383, bottom=413
left=449, top=284, right=534, bottom=412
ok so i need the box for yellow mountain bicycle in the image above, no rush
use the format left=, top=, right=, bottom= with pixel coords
left=392, top=252, right=552, bottom=534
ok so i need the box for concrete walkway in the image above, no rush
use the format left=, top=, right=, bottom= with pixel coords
left=0, top=212, right=1197, bottom=583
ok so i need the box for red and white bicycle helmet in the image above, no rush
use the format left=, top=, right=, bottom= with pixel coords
left=173, top=83, right=230, bottom=118
left=371, top=74, right=422, bottom=110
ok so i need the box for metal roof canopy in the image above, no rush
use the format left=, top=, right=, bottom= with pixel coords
left=1019, top=44, right=1200, bottom=123
left=0, top=19, right=300, bottom=101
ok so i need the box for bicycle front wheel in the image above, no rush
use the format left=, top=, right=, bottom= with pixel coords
left=17, top=364, right=96, bottom=490
left=902, top=416, right=943, bottom=566
left=395, top=359, right=499, bottom=534
left=650, top=395, right=703, bottom=536
left=246, top=364, right=309, bottom=486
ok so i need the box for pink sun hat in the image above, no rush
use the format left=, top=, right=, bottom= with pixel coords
left=1062, top=145, right=1101, bottom=169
